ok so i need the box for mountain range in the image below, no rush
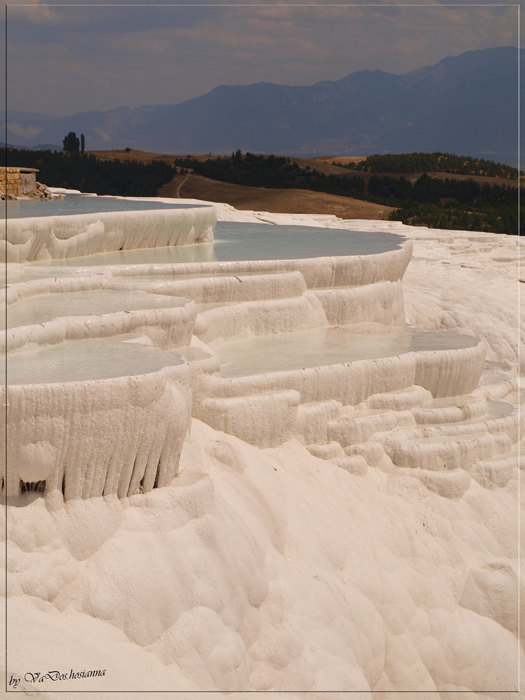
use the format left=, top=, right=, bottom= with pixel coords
left=4, top=46, right=522, bottom=164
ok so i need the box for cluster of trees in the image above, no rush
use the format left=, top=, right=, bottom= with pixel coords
left=341, top=152, right=521, bottom=179
left=174, top=151, right=306, bottom=188
left=5, top=148, right=176, bottom=197
left=366, top=172, right=516, bottom=206
left=63, top=131, right=85, bottom=155
left=390, top=200, right=521, bottom=235
left=368, top=173, right=521, bottom=235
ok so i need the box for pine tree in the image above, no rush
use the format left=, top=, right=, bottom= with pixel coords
left=63, top=132, right=80, bottom=154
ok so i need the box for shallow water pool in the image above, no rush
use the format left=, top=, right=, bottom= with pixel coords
left=25, top=221, right=405, bottom=268
left=6, top=195, right=209, bottom=219
left=3, top=335, right=184, bottom=385
left=216, top=325, right=479, bottom=377
left=4, top=289, right=187, bottom=329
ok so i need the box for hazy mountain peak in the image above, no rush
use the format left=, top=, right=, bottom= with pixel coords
left=8, top=46, right=521, bottom=165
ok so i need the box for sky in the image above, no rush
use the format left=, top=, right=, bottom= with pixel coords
left=3, top=0, right=520, bottom=117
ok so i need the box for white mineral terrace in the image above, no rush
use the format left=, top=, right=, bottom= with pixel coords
left=2, top=195, right=523, bottom=696
left=3, top=196, right=216, bottom=262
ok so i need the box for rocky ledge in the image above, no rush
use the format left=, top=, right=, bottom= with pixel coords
left=2, top=181, right=60, bottom=201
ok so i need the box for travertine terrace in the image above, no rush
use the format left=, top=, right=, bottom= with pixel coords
left=2, top=193, right=522, bottom=696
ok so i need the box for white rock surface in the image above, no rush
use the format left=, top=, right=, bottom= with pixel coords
left=3, top=201, right=217, bottom=262
left=2, top=202, right=522, bottom=696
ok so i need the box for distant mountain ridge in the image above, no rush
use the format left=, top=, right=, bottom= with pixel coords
left=4, top=46, right=522, bottom=164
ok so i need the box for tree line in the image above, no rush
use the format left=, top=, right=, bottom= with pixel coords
left=366, top=173, right=521, bottom=235
left=340, top=152, right=521, bottom=179
left=5, top=148, right=176, bottom=197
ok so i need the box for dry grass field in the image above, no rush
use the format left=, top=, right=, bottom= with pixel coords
left=158, top=173, right=395, bottom=220
left=88, top=149, right=198, bottom=165
left=311, top=155, right=367, bottom=166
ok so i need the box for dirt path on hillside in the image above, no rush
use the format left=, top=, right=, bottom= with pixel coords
left=157, top=173, right=191, bottom=198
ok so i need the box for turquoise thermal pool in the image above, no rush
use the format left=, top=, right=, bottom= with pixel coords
left=3, top=335, right=185, bottom=385
left=4, top=289, right=187, bottom=329
left=6, top=195, right=210, bottom=219
left=25, top=221, right=406, bottom=268
left=216, top=325, right=480, bottom=378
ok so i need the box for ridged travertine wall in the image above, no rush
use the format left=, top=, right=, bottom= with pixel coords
left=2, top=364, right=192, bottom=499
left=312, top=280, right=405, bottom=326
left=4, top=302, right=196, bottom=354
left=114, top=271, right=309, bottom=304
left=3, top=204, right=217, bottom=262
left=194, top=343, right=485, bottom=405
left=193, top=295, right=328, bottom=346
left=102, top=238, right=414, bottom=288
left=192, top=343, right=486, bottom=447
left=3, top=277, right=197, bottom=353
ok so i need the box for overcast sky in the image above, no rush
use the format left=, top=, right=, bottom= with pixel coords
left=4, top=0, right=520, bottom=116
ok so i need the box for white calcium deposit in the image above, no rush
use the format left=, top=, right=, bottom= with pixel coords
left=3, top=198, right=217, bottom=263
left=2, top=199, right=523, bottom=698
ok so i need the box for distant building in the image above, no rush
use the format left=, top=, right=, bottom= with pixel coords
left=0, top=167, right=39, bottom=197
